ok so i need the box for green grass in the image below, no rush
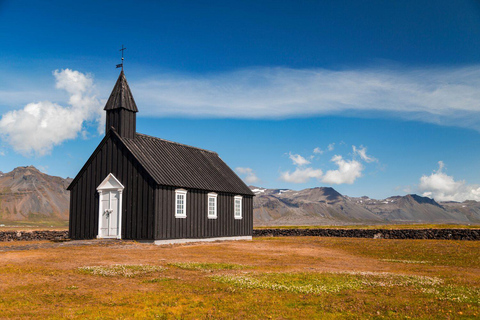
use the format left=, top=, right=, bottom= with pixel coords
left=1, top=221, right=478, bottom=231
left=168, top=262, right=249, bottom=271
left=0, top=220, right=68, bottom=230
left=78, top=265, right=166, bottom=277
left=0, top=237, right=478, bottom=319
left=310, top=237, right=480, bottom=268
left=141, top=277, right=175, bottom=283
left=254, top=223, right=480, bottom=229
left=211, top=271, right=475, bottom=301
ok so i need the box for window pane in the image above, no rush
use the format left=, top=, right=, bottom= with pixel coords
left=235, top=198, right=241, bottom=217
left=208, top=196, right=216, bottom=217
left=176, top=193, right=186, bottom=216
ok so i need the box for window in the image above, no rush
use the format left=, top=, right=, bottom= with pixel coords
left=175, top=189, right=187, bottom=218
left=208, top=193, right=217, bottom=219
left=234, top=195, right=242, bottom=219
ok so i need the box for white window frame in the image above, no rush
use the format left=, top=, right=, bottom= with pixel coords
left=207, top=192, right=218, bottom=219
left=234, top=195, right=242, bottom=219
left=175, top=189, right=187, bottom=218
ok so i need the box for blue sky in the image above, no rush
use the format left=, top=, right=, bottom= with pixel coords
left=1, top=0, right=480, bottom=200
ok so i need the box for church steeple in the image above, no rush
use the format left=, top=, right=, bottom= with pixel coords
left=104, top=70, right=138, bottom=139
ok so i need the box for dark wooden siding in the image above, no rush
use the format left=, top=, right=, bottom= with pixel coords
left=69, top=135, right=155, bottom=240
left=106, top=109, right=136, bottom=139
left=155, top=186, right=253, bottom=240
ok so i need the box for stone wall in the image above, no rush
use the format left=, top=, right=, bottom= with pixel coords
left=0, top=231, right=69, bottom=242
left=1, top=228, right=479, bottom=242
left=253, top=228, right=480, bottom=240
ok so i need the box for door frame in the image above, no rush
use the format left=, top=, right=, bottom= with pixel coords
left=97, top=173, right=124, bottom=239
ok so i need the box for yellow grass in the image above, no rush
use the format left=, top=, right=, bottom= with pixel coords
left=254, top=223, right=480, bottom=229
left=0, top=237, right=478, bottom=319
left=0, top=220, right=68, bottom=231
left=1, top=222, right=479, bottom=231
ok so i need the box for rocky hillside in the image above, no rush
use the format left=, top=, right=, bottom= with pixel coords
left=0, top=166, right=71, bottom=222
left=2, top=165, right=480, bottom=226
left=252, top=186, right=480, bottom=226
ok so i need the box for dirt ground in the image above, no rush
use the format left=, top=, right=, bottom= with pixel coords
left=0, top=238, right=434, bottom=274
left=0, top=237, right=478, bottom=319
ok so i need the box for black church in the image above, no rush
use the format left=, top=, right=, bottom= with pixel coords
left=67, top=71, right=254, bottom=244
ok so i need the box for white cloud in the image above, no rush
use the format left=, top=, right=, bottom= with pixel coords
left=236, top=167, right=260, bottom=184
left=0, top=69, right=103, bottom=156
left=289, top=153, right=310, bottom=166
left=313, top=143, right=335, bottom=155
left=281, top=155, right=364, bottom=185
left=3, top=65, right=480, bottom=133
left=280, top=167, right=323, bottom=183
left=282, top=144, right=371, bottom=184
left=132, top=65, right=480, bottom=131
left=419, top=161, right=480, bottom=201
left=322, top=155, right=364, bottom=185
left=353, top=145, right=377, bottom=163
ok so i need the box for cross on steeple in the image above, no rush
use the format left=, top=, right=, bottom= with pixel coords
left=116, top=45, right=126, bottom=70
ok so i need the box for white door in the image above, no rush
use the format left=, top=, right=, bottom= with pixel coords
left=99, top=190, right=120, bottom=238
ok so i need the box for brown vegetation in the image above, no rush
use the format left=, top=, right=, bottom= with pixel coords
left=0, top=237, right=478, bottom=319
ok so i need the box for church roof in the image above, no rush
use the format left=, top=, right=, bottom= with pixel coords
left=69, top=70, right=253, bottom=196
left=118, top=132, right=254, bottom=196
left=104, top=70, right=139, bottom=112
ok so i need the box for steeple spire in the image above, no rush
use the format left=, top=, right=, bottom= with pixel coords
left=104, top=71, right=138, bottom=112
left=104, top=70, right=138, bottom=139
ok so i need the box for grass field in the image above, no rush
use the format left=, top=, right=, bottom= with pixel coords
left=0, top=237, right=478, bottom=319
left=2, top=222, right=479, bottom=232
left=0, top=220, right=69, bottom=231
left=253, top=224, right=480, bottom=229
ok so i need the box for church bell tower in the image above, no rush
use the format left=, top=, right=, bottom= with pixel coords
left=104, top=70, right=138, bottom=139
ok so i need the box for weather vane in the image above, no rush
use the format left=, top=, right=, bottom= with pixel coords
left=116, top=45, right=126, bottom=70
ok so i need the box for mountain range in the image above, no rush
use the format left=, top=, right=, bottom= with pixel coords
left=252, top=186, right=480, bottom=226
left=0, top=166, right=479, bottom=226
left=0, top=166, right=71, bottom=222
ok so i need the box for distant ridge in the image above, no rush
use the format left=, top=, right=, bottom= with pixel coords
left=1, top=166, right=479, bottom=226
left=0, top=166, right=71, bottom=222
left=251, top=186, right=480, bottom=226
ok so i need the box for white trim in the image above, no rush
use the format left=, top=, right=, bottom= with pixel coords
left=97, top=173, right=124, bottom=239
left=151, top=236, right=252, bottom=245
left=234, top=195, right=243, bottom=219
left=207, top=192, right=218, bottom=219
left=117, top=189, right=123, bottom=238
left=175, top=189, right=187, bottom=218
left=97, top=190, right=102, bottom=238
left=97, top=173, right=124, bottom=191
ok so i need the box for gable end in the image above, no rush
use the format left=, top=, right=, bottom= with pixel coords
left=67, top=129, right=156, bottom=190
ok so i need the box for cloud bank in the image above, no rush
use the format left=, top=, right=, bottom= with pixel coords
left=289, top=153, right=311, bottom=166
left=322, top=155, right=363, bottom=185
left=313, top=143, right=335, bottom=155
left=280, top=145, right=373, bottom=185
left=134, top=65, right=480, bottom=131
left=419, top=161, right=480, bottom=201
left=0, top=69, right=103, bottom=156
left=280, top=167, right=323, bottom=184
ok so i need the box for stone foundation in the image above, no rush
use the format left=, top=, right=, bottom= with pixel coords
left=0, top=231, right=69, bottom=242
left=1, top=228, right=479, bottom=242
left=253, top=228, right=480, bottom=240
